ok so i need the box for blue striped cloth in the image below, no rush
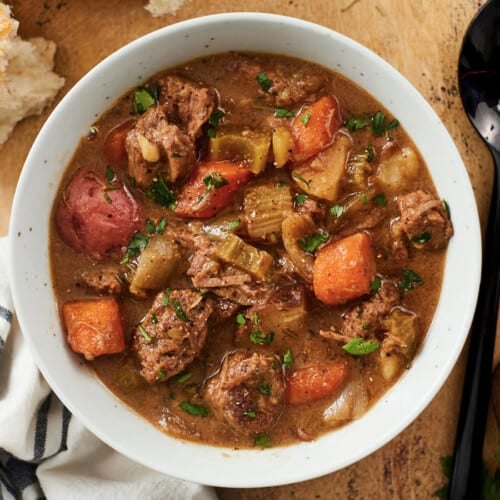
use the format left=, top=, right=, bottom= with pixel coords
left=0, top=237, right=216, bottom=500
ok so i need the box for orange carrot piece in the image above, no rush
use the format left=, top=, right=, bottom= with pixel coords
left=175, top=161, right=253, bottom=219
left=313, top=232, right=376, bottom=306
left=62, top=298, right=126, bottom=360
left=286, top=361, right=347, bottom=405
left=103, top=119, right=135, bottom=164
left=291, top=95, right=341, bottom=164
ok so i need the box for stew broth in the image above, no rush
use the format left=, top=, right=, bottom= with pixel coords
left=50, top=52, right=451, bottom=448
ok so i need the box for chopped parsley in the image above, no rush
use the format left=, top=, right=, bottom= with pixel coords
left=137, top=324, right=152, bottom=343
left=295, top=193, right=308, bottom=206
left=249, top=331, right=274, bottom=346
left=292, top=171, right=311, bottom=188
left=157, top=370, right=166, bottom=381
left=259, top=382, right=272, bottom=396
left=372, top=193, right=387, bottom=205
left=147, top=175, right=176, bottom=209
left=283, top=348, right=294, bottom=368
left=345, top=116, right=370, bottom=131
left=133, top=86, right=157, bottom=114
left=179, top=401, right=209, bottom=417
left=226, top=219, right=241, bottom=231
left=442, top=199, right=451, bottom=217
left=203, top=172, right=228, bottom=191
left=329, top=204, right=344, bottom=218
left=162, top=288, right=171, bottom=306
left=365, top=144, right=375, bottom=162
left=274, top=107, right=294, bottom=118
left=370, top=276, right=382, bottom=293
left=236, top=313, right=247, bottom=325
left=105, top=166, right=115, bottom=182
left=360, top=193, right=368, bottom=204
left=300, top=112, right=312, bottom=127
left=145, top=217, right=166, bottom=235
left=103, top=192, right=112, bottom=204
left=254, top=432, right=271, bottom=448
left=172, top=299, right=190, bottom=322
left=342, top=337, right=380, bottom=356
left=121, top=232, right=149, bottom=263
left=256, top=71, right=272, bottom=92
left=207, top=109, right=225, bottom=138
left=176, top=372, right=193, bottom=384
left=411, top=232, right=432, bottom=244
left=398, top=269, right=423, bottom=291
left=244, top=410, right=257, bottom=418
left=298, top=230, right=329, bottom=253
left=345, top=111, right=399, bottom=136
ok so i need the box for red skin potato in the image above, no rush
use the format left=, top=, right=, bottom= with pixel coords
left=55, top=165, right=141, bottom=260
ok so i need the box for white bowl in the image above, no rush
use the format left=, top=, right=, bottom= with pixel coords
left=9, top=13, right=481, bottom=488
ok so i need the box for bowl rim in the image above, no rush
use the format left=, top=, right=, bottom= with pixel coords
left=8, top=12, right=482, bottom=488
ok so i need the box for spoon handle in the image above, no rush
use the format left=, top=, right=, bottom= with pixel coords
left=448, top=148, right=500, bottom=499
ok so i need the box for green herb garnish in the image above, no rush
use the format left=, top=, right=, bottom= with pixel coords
left=137, top=324, right=152, bottom=343
left=157, top=370, right=166, bottom=380
left=298, top=230, right=329, bottom=253
left=398, top=269, right=423, bottom=291
left=236, top=313, right=247, bottom=325
left=372, top=193, right=387, bottom=205
left=283, top=348, right=294, bottom=368
left=207, top=109, right=225, bottom=138
left=329, top=204, right=344, bottom=218
left=345, top=116, right=370, bottom=131
left=259, top=382, right=272, bottom=396
left=300, top=112, right=312, bottom=127
left=295, top=193, right=308, bottom=206
left=105, top=166, right=115, bottom=181
left=226, top=219, right=241, bottom=231
left=162, top=288, right=171, bottom=306
left=342, top=337, right=380, bottom=355
left=411, top=232, right=432, bottom=244
left=256, top=72, right=272, bottom=92
left=172, top=299, right=190, bottom=322
left=121, top=232, right=149, bottom=263
left=180, top=401, right=209, bottom=417
left=244, top=410, right=257, bottom=418
left=254, top=433, right=271, bottom=448
left=176, top=372, right=193, bottom=384
left=370, top=276, right=382, bottom=293
left=133, top=86, right=157, bottom=114
left=147, top=175, right=176, bottom=209
left=203, top=172, right=228, bottom=191
left=274, top=107, right=294, bottom=118
left=249, top=331, right=274, bottom=345
left=292, top=171, right=310, bottom=188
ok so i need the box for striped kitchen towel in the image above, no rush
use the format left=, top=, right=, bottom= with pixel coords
left=0, top=236, right=217, bottom=500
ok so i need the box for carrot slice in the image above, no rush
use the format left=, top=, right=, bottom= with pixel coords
left=313, top=232, right=376, bottom=306
left=175, top=161, right=253, bottom=219
left=286, top=361, right=347, bottom=405
left=291, top=95, right=341, bottom=164
left=103, top=119, right=135, bottom=164
left=62, top=298, right=126, bottom=360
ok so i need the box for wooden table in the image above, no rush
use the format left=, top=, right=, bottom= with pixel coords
left=1, top=0, right=496, bottom=498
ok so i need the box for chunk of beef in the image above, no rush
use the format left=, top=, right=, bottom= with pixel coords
left=263, top=70, right=326, bottom=108
left=159, top=75, right=217, bottom=139
left=55, top=166, right=141, bottom=260
left=204, top=351, right=285, bottom=436
left=210, top=297, right=241, bottom=324
left=186, top=236, right=275, bottom=305
left=133, top=289, right=213, bottom=383
left=125, top=106, right=195, bottom=187
left=395, top=190, right=453, bottom=250
left=81, top=267, right=123, bottom=295
left=321, top=281, right=400, bottom=342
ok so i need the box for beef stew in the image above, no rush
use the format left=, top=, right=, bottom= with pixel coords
left=50, top=52, right=453, bottom=448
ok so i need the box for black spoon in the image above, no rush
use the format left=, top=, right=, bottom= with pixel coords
left=448, top=0, right=500, bottom=497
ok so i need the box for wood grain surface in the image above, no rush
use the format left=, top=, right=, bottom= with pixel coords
left=1, top=1, right=496, bottom=498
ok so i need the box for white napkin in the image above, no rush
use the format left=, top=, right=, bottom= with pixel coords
left=0, top=236, right=217, bottom=500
